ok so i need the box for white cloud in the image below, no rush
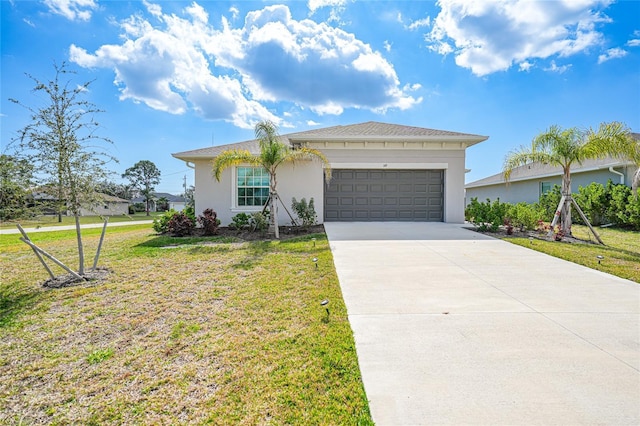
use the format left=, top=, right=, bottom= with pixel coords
left=306, top=120, right=321, bottom=126
left=70, top=2, right=419, bottom=128
left=544, top=60, right=571, bottom=74
left=407, top=16, right=431, bottom=31
left=229, top=6, right=239, bottom=21
left=383, top=40, right=392, bottom=52
left=627, top=30, right=640, bottom=47
left=308, top=0, right=348, bottom=14
left=518, top=61, right=533, bottom=72
left=426, top=0, right=614, bottom=76
left=43, top=0, right=97, bottom=21
left=597, top=47, right=627, bottom=64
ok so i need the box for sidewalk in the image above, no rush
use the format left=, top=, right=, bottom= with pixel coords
left=0, top=220, right=153, bottom=235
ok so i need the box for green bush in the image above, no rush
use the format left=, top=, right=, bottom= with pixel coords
left=465, top=198, right=508, bottom=232
left=506, top=202, right=543, bottom=231
left=230, top=212, right=251, bottom=230
left=574, top=182, right=608, bottom=226
left=153, top=209, right=178, bottom=234
left=291, top=197, right=317, bottom=228
left=250, top=211, right=269, bottom=233
left=536, top=184, right=562, bottom=219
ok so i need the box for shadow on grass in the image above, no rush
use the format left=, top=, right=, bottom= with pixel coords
left=0, top=288, right=42, bottom=328
left=136, top=235, right=239, bottom=248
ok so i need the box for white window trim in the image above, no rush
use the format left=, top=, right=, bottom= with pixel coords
left=231, top=165, right=269, bottom=211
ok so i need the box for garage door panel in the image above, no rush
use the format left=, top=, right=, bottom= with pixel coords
left=325, top=169, right=443, bottom=222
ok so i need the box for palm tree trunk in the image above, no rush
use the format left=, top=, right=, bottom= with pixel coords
left=270, top=172, right=279, bottom=239
left=561, top=168, right=572, bottom=236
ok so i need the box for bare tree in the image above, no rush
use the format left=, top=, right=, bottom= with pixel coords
left=10, top=62, right=116, bottom=276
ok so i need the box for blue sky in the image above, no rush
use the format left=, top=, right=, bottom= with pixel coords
left=2, top=0, right=639, bottom=194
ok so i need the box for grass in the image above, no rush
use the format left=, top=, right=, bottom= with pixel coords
left=0, top=225, right=372, bottom=425
left=503, top=224, right=640, bottom=283
left=0, top=213, right=160, bottom=230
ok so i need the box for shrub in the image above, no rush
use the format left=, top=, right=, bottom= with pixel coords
left=250, top=211, right=269, bottom=233
left=506, top=202, right=543, bottom=231
left=465, top=197, right=507, bottom=232
left=184, top=205, right=196, bottom=222
left=167, top=211, right=196, bottom=236
left=153, top=209, right=178, bottom=234
left=198, top=208, right=220, bottom=236
left=230, top=212, right=251, bottom=230
left=291, top=197, right=317, bottom=228
left=574, top=182, right=608, bottom=226
left=537, top=184, right=562, bottom=219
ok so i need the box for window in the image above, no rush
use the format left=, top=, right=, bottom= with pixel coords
left=237, top=167, right=269, bottom=207
left=540, top=181, right=552, bottom=196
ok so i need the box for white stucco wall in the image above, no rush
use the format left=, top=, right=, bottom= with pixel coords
left=193, top=159, right=324, bottom=226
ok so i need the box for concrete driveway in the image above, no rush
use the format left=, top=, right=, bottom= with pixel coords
left=324, top=222, right=640, bottom=426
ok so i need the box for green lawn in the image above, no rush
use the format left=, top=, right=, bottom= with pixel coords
left=0, top=213, right=160, bottom=230
left=0, top=225, right=372, bottom=425
left=503, top=224, right=640, bottom=283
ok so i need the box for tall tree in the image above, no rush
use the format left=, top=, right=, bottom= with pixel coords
left=212, top=120, right=331, bottom=239
left=122, top=160, right=161, bottom=216
left=9, top=62, right=116, bottom=276
left=503, top=122, right=632, bottom=236
left=0, top=154, right=35, bottom=220
left=97, top=180, right=134, bottom=200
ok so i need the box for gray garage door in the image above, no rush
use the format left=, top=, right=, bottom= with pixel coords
left=324, top=169, right=444, bottom=221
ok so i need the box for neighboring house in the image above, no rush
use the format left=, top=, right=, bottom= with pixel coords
left=31, top=191, right=130, bottom=216
left=131, top=192, right=186, bottom=212
left=172, top=121, right=488, bottom=225
left=79, top=194, right=130, bottom=216
left=465, top=156, right=638, bottom=205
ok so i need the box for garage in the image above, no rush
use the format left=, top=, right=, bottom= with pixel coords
left=324, top=169, right=444, bottom=221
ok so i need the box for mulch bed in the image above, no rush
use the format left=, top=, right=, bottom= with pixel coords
left=42, top=267, right=111, bottom=289
left=189, top=224, right=326, bottom=241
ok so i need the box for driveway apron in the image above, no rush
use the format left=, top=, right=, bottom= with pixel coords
left=324, top=222, right=640, bottom=426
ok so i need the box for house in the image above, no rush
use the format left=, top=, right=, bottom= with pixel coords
left=79, top=194, right=130, bottom=216
left=172, top=121, right=488, bottom=225
left=465, top=155, right=638, bottom=205
left=131, top=192, right=186, bottom=212
left=31, top=191, right=130, bottom=216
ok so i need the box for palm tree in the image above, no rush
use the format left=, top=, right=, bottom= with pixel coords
left=586, top=122, right=639, bottom=195
left=212, top=120, right=331, bottom=239
left=503, top=122, right=633, bottom=236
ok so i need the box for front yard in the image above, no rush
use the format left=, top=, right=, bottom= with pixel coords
left=499, top=224, right=640, bottom=283
left=0, top=225, right=372, bottom=424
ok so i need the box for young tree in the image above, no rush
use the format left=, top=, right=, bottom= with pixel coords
left=122, top=160, right=161, bottom=216
left=0, top=154, right=35, bottom=220
left=10, top=62, right=116, bottom=276
left=503, top=122, right=632, bottom=236
left=212, top=120, right=331, bottom=239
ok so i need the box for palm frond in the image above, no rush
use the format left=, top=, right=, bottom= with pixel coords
left=212, top=150, right=260, bottom=181
left=502, top=148, right=554, bottom=181
left=277, top=147, right=333, bottom=182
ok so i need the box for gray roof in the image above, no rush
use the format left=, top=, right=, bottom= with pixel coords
left=465, top=156, right=634, bottom=188
left=172, top=121, right=488, bottom=161
left=132, top=192, right=185, bottom=203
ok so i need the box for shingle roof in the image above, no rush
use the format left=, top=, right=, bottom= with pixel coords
left=465, top=156, right=634, bottom=188
left=172, top=121, right=488, bottom=160
left=286, top=121, right=484, bottom=139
